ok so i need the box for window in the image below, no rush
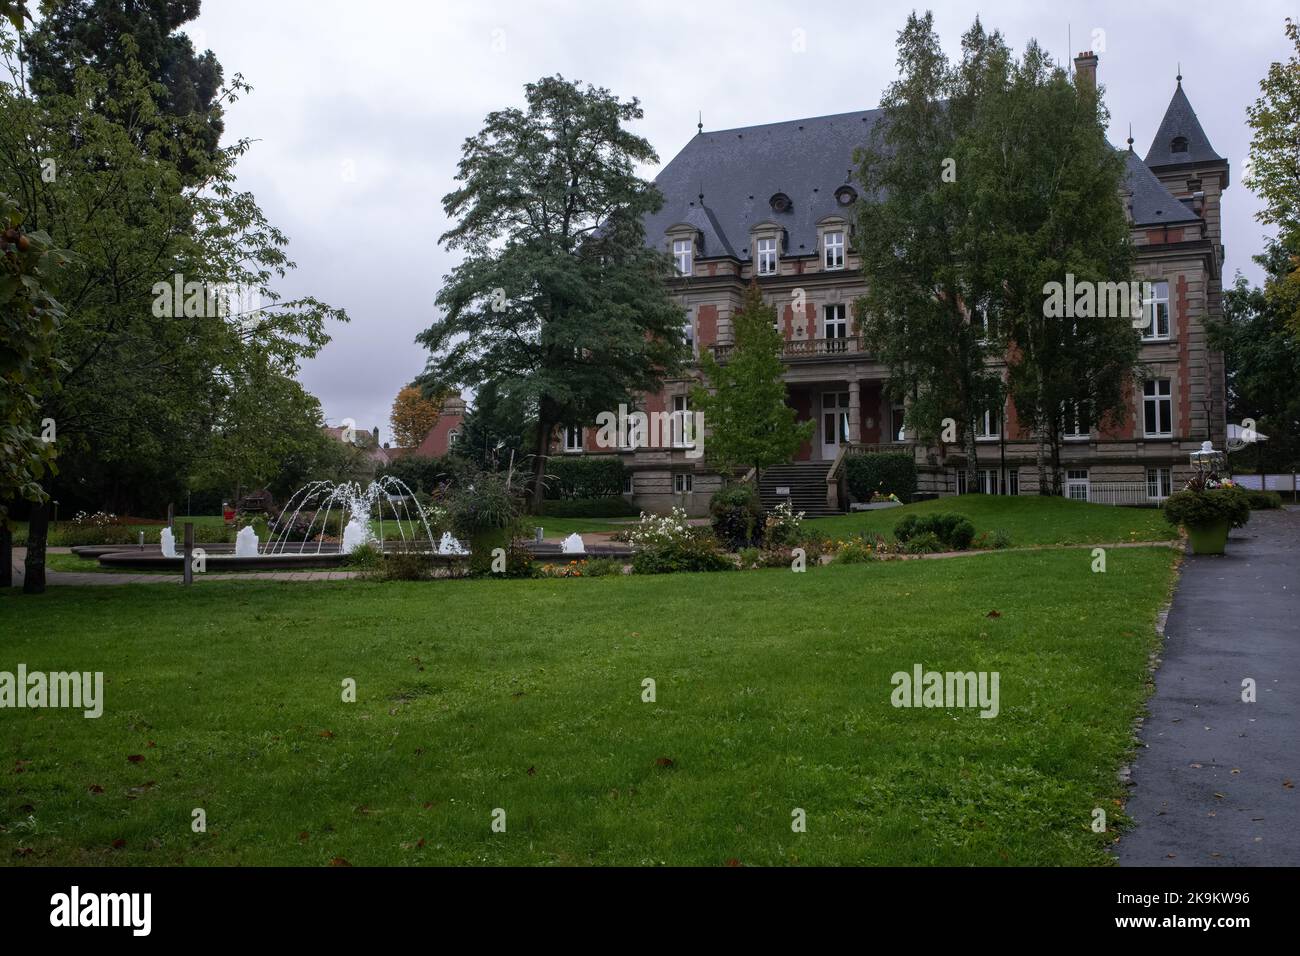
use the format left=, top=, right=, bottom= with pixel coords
left=1147, top=467, right=1172, bottom=501
left=974, top=304, right=996, bottom=344
left=975, top=408, right=1000, bottom=441
left=824, top=304, right=848, bottom=351
left=674, top=472, right=693, bottom=493
left=1066, top=468, right=1089, bottom=502
left=1171, top=136, right=1188, bottom=154
left=892, top=403, right=907, bottom=442
left=1141, top=281, right=1170, bottom=340
left=1063, top=402, right=1089, bottom=441
left=963, top=469, right=1018, bottom=495
left=1143, top=379, right=1172, bottom=437
left=673, top=238, right=693, bottom=277
left=756, top=237, right=777, bottom=275
left=671, top=394, right=695, bottom=449
left=824, top=231, right=845, bottom=270
left=563, top=425, right=583, bottom=453
left=683, top=311, right=695, bottom=352
left=956, top=469, right=967, bottom=495
left=623, top=474, right=635, bottom=495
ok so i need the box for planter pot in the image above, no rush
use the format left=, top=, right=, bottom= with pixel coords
left=1186, top=519, right=1230, bottom=555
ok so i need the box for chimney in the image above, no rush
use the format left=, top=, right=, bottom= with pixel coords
left=1074, top=51, right=1098, bottom=89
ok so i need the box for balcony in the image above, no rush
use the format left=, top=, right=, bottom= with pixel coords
left=709, top=335, right=865, bottom=363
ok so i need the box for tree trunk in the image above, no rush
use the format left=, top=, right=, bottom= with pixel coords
left=963, top=413, right=979, bottom=492
left=1035, top=418, right=1048, bottom=496
left=529, top=418, right=551, bottom=513
left=0, top=519, right=12, bottom=588
left=23, top=500, right=50, bottom=595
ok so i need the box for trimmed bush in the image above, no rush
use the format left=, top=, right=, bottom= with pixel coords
left=845, top=452, right=918, bottom=503
left=631, top=529, right=733, bottom=574
left=1164, top=486, right=1252, bottom=529
left=903, top=531, right=945, bottom=554
left=538, top=496, right=639, bottom=518
left=893, top=511, right=975, bottom=551
left=1246, top=490, right=1283, bottom=510
left=544, top=457, right=626, bottom=499
left=710, top=484, right=764, bottom=549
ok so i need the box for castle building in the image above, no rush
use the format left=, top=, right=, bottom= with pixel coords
left=563, top=53, right=1228, bottom=516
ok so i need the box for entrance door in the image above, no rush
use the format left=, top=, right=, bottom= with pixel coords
left=821, top=392, right=850, bottom=460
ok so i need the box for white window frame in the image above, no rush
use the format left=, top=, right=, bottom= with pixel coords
left=1143, top=379, right=1173, bottom=438
left=975, top=407, right=1001, bottom=442
left=975, top=305, right=995, bottom=344
left=447, top=430, right=459, bottom=447
left=1066, top=468, right=1089, bottom=502
left=563, top=425, right=583, bottom=453
left=671, top=394, right=695, bottom=450
left=824, top=303, right=848, bottom=351
left=755, top=237, right=777, bottom=276
left=683, top=311, right=695, bottom=352
left=1147, top=467, right=1172, bottom=501
left=823, top=230, right=845, bottom=270
left=1141, top=281, right=1170, bottom=341
left=673, top=238, right=693, bottom=277
left=623, top=474, right=634, bottom=495
left=673, top=472, right=693, bottom=494
left=1062, top=401, right=1089, bottom=441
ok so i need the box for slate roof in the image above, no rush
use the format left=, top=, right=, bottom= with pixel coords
left=1123, top=148, right=1200, bottom=225
left=1144, top=81, right=1223, bottom=168
left=646, top=105, right=1201, bottom=257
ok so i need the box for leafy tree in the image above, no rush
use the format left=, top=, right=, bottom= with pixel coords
left=457, top=379, right=531, bottom=471
left=960, top=28, right=1137, bottom=494
left=691, top=282, right=813, bottom=482
left=1209, top=242, right=1300, bottom=471
left=24, top=0, right=225, bottom=166
left=389, top=384, right=443, bottom=447
left=416, top=75, right=685, bottom=510
left=854, top=13, right=1003, bottom=489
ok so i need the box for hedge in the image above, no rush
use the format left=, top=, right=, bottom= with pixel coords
left=544, top=456, right=627, bottom=499
left=845, top=452, right=918, bottom=502
left=538, top=497, right=639, bottom=518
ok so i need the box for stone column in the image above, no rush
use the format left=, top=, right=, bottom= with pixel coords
left=848, top=379, right=861, bottom=445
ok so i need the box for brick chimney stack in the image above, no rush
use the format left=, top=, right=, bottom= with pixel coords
left=1074, top=51, right=1098, bottom=89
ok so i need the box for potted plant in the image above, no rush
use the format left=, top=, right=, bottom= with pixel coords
left=1163, top=443, right=1251, bottom=555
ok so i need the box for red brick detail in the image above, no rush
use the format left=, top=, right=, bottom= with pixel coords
left=1176, top=274, right=1190, bottom=437
left=696, top=304, right=718, bottom=348
left=1098, top=375, right=1137, bottom=439
left=1004, top=397, right=1021, bottom=441
left=414, top=411, right=465, bottom=457
left=781, top=304, right=795, bottom=341
left=707, top=263, right=717, bottom=277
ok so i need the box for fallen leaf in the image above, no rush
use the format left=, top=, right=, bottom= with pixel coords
left=297, top=831, right=310, bottom=843
left=526, top=766, right=536, bottom=776
left=986, top=610, right=1002, bottom=618
left=88, top=785, right=103, bottom=795
left=126, top=755, right=144, bottom=764
left=725, top=858, right=743, bottom=867
left=329, top=857, right=352, bottom=867
left=318, top=730, right=334, bottom=738
left=111, top=839, right=126, bottom=849
left=655, top=757, right=675, bottom=768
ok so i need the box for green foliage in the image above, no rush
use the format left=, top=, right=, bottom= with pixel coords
left=692, top=281, right=814, bottom=478
left=631, top=528, right=733, bottom=574
left=903, top=531, right=946, bottom=554
left=544, top=456, right=626, bottom=499
left=972, top=528, right=1014, bottom=550
left=1246, top=490, right=1283, bottom=509
left=832, top=535, right=880, bottom=564
left=537, top=496, right=638, bottom=518
left=581, top=557, right=624, bottom=577
left=762, top=500, right=805, bottom=548
left=0, top=191, right=66, bottom=520
left=844, top=452, right=918, bottom=502
left=448, top=471, right=521, bottom=539
left=1164, top=487, right=1252, bottom=529
left=375, top=454, right=473, bottom=495
left=894, top=512, right=976, bottom=550
left=416, top=75, right=685, bottom=507
left=709, top=483, right=764, bottom=549
left=344, top=542, right=383, bottom=572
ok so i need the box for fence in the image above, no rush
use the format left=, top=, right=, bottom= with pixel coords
left=1087, top=482, right=1162, bottom=507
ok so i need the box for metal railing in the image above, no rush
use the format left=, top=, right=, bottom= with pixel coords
left=1087, top=481, right=1164, bottom=506
left=710, top=335, right=863, bottom=363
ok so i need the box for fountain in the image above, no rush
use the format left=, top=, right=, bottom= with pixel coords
left=160, top=527, right=177, bottom=558
left=561, top=532, right=586, bottom=555
left=235, top=525, right=260, bottom=557
left=438, top=531, right=469, bottom=555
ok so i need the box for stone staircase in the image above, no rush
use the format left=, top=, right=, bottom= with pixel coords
left=758, top=461, right=840, bottom=517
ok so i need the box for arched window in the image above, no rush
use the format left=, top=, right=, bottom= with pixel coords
left=1171, top=136, right=1188, bottom=154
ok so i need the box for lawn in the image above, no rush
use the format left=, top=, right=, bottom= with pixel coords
left=0, top=545, right=1178, bottom=866
left=807, top=494, right=1177, bottom=547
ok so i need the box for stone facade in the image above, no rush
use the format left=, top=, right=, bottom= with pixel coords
left=567, top=56, right=1228, bottom=516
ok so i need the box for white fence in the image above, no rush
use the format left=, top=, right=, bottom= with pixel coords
left=1087, top=481, right=1159, bottom=506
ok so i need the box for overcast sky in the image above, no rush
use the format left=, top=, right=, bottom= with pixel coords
left=186, top=0, right=1290, bottom=444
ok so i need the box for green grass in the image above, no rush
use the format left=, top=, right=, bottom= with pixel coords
left=522, top=516, right=634, bottom=538
left=8, top=515, right=227, bottom=547
left=0, top=546, right=1177, bottom=866
left=808, top=494, right=1177, bottom=547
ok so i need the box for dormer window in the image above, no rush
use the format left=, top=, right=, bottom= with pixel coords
left=835, top=185, right=857, bottom=206
left=769, top=192, right=792, bottom=213
left=1171, top=136, right=1188, bottom=154
left=823, top=230, right=845, bottom=270
left=672, top=238, right=693, bottom=276
left=756, top=237, right=778, bottom=275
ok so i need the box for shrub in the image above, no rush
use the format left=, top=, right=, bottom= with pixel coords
left=344, top=542, right=383, bottom=571
left=845, top=452, right=918, bottom=503
left=763, top=501, right=805, bottom=548
left=1246, top=489, right=1283, bottom=510
left=376, top=454, right=474, bottom=495
left=631, top=527, right=733, bottom=574
left=538, top=496, right=639, bottom=518
left=544, top=457, right=627, bottom=499
left=903, top=531, right=945, bottom=554
left=893, top=511, right=974, bottom=550
left=973, top=528, right=1013, bottom=550
left=710, top=484, right=764, bottom=549
left=737, top=546, right=763, bottom=569
left=378, top=542, right=438, bottom=581
left=833, top=535, right=879, bottom=564
left=1164, top=486, right=1252, bottom=529
left=583, top=557, right=625, bottom=577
